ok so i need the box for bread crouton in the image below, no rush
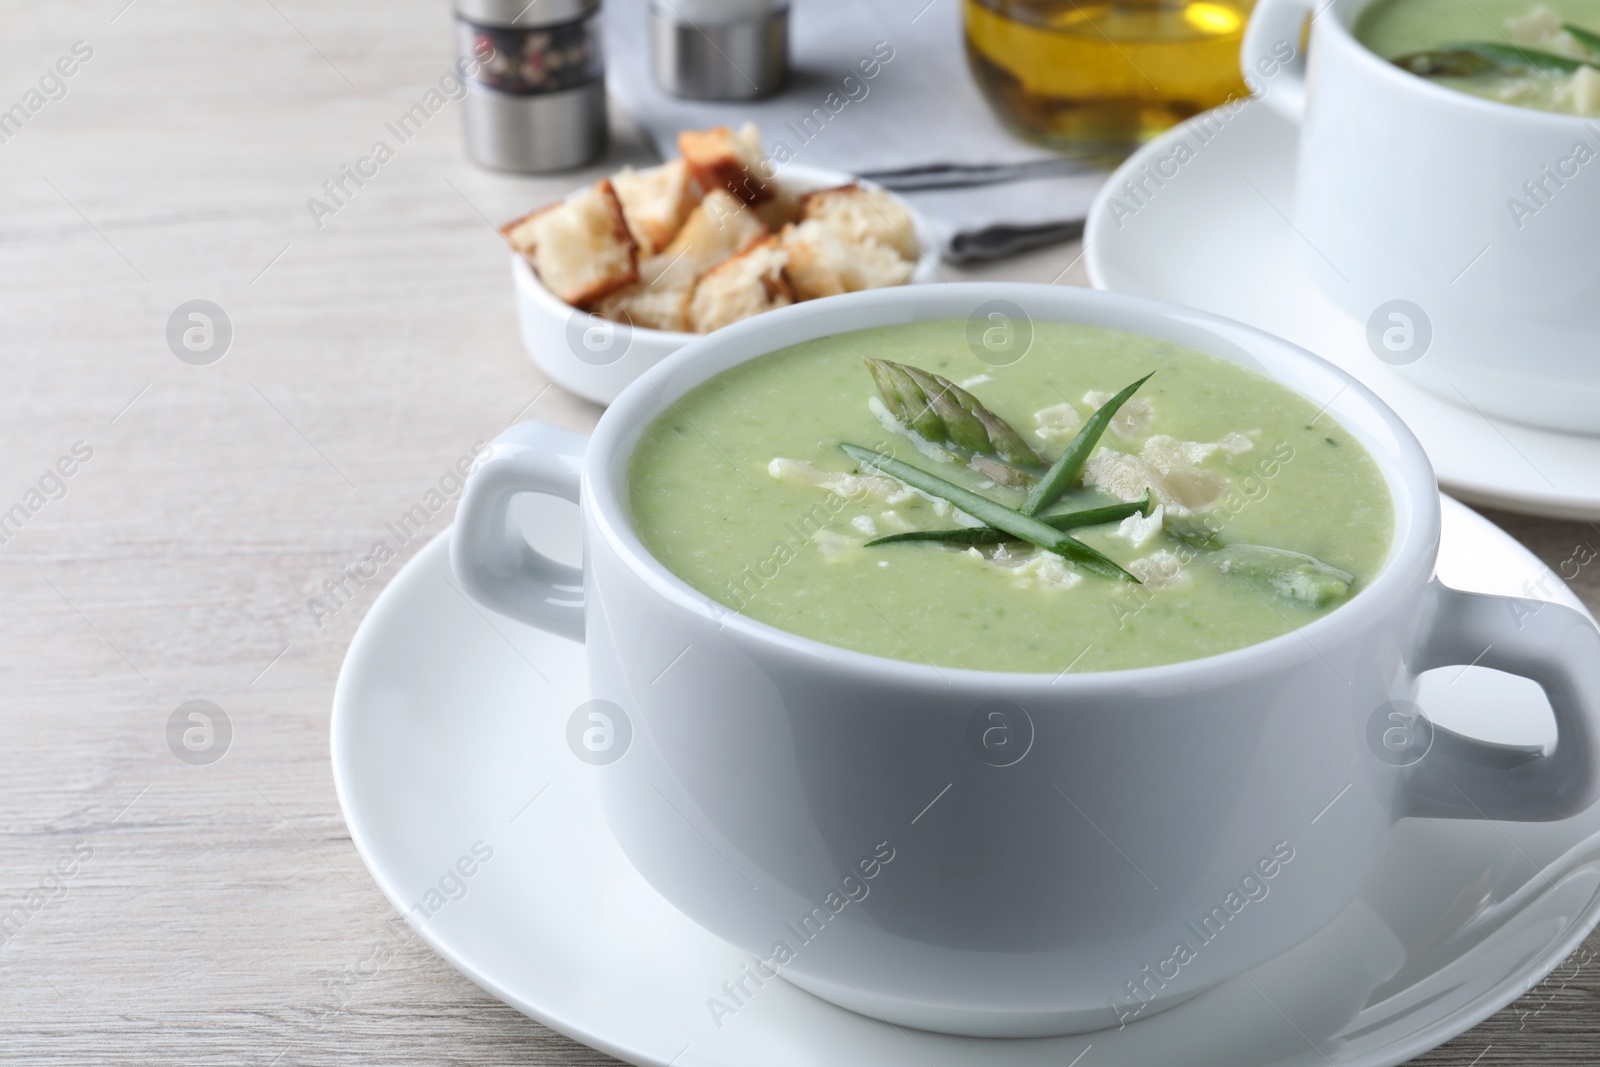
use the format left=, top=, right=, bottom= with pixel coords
left=754, top=181, right=802, bottom=231
left=500, top=207, right=545, bottom=259
left=591, top=278, right=693, bottom=333
left=651, top=189, right=769, bottom=289
left=799, top=184, right=920, bottom=261
left=688, top=235, right=792, bottom=333
left=611, top=161, right=699, bottom=256
left=679, top=122, right=773, bottom=205
left=502, top=179, right=638, bottom=306
left=780, top=219, right=915, bottom=301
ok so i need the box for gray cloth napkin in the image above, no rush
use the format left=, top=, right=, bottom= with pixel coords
left=602, top=0, right=1111, bottom=260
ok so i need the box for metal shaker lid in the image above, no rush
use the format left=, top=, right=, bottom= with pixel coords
left=455, top=0, right=600, bottom=28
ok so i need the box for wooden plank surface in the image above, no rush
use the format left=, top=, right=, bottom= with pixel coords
left=0, top=1, right=1596, bottom=1063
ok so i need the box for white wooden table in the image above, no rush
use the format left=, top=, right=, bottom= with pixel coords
left=1, top=1, right=1595, bottom=1063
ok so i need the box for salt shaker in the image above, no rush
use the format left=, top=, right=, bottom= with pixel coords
left=456, top=0, right=608, bottom=173
left=650, top=0, right=789, bottom=100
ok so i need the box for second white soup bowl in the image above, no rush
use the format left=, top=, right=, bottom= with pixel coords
left=1242, top=0, right=1600, bottom=434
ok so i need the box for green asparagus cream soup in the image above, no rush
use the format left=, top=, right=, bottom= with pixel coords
left=1359, top=0, right=1600, bottom=114
left=629, top=321, right=1394, bottom=673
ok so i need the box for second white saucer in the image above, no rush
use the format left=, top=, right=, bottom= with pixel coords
left=1085, top=101, right=1600, bottom=521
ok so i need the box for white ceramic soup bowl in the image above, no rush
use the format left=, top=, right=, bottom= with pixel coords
left=451, top=283, right=1600, bottom=1037
left=1242, top=0, right=1600, bottom=434
left=511, top=163, right=943, bottom=406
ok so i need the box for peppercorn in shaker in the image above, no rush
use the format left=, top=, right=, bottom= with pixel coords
left=456, top=0, right=607, bottom=172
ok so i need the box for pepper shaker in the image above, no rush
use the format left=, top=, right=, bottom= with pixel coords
left=456, top=0, right=608, bottom=173
left=650, top=0, right=789, bottom=100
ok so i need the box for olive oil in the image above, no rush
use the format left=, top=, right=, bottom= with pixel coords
left=964, top=0, right=1254, bottom=163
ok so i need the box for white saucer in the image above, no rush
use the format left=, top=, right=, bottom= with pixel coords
left=332, top=497, right=1600, bottom=1067
left=1084, top=102, right=1600, bottom=521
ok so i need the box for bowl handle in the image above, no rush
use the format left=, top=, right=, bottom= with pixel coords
left=1402, top=582, right=1600, bottom=821
left=1241, top=0, right=1313, bottom=122
left=451, top=421, right=587, bottom=643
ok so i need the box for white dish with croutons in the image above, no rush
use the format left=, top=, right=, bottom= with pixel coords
left=505, top=125, right=942, bottom=405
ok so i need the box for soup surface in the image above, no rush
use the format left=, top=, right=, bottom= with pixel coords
left=629, top=320, right=1394, bottom=673
left=1359, top=0, right=1600, bottom=114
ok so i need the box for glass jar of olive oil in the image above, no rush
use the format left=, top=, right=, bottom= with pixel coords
left=964, top=0, right=1254, bottom=164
